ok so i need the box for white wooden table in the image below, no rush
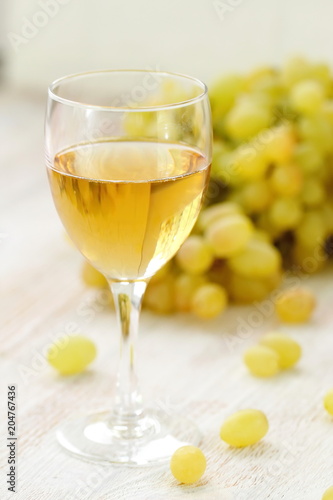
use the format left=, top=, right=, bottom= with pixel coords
left=1, top=89, right=333, bottom=500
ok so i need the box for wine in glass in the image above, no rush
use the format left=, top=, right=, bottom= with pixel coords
left=45, top=70, right=212, bottom=464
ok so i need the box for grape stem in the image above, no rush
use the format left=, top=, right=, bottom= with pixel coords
left=107, top=280, right=147, bottom=438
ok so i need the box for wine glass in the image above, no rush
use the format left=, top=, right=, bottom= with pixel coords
left=45, top=70, right=212, bottom=465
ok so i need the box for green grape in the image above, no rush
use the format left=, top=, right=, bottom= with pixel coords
left=144, top=276, right=175, bottom=314
left=247, top=91, right=274, bottom=110
left=298, top=115, right=333, bottom=153
left=268, top=197, right=303, bottom=231
left=191, top=283, right=228, bottom=319
left=225, top=98, right=272, bottom=141
left=227, top=273, right=268, bottom=304
left=322, top=100, right=333, bottom=126
left=308, top=62, right=331, bottom=90
left=263, top=124, right=295, bottom=163
left=205, top=214, right=253, bottom=258
left=176, top=236, right=214, bottom=275
left=269, top=164, right=303, bottom=197
left=281, top=56, right=310, bottom=88
left=211, top=141, right=231, bottom=178
left=160, top=79, right=186, bottom=101
left=295, top=210, right=327, bottom=247
left=210, top=74, right=244, bottom=117
left=229, top=145, right=268, bottom=183
left=47, top=335, right=97, bottom=375
left=243, top=345, right=280, bottom=377
left=252, top=229, right=272, bottom=243
left=227, top=189, right=247, bottom=207
left=228, top=270, right=281, bottom=304
left=300, top=177, right=326, bottom=207
left=292, top=242, right=328, bottom=272
left=290, top=80, right=325, bottom=114
left=245, top=66, right=276, bottom=89
left=174, top=273, right=207, bottom=312
left=229, top=274, right=268, bottom=303
left=220, top=409, right=269, bottom=447
left=257, top=77, right=284, bottom=101
left=228, top=239, right=281, bottom=279
left=275, top=287, right=316, bottom=323
left=170, top=446, right=206, bottom=484
left=82, top=262, right=108, bottom=288
left=322, top=486, right=333, bottom=500
left=211, top=150, right=235, bottom=184
left=259, top=332, right=302, bottom=369
left=240, top=179, right=272, bottom=214
left=323, top=388, right=333, bottom=416
left=246, top=67, right=283, bottom=101
left=256, top=212, right=283, bottom=240
left=293, top=142, right=323, bottom=174
left=197, top=202, right=242, bottom=232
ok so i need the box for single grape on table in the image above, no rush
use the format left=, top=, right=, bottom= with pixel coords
left=244, top=345, right=280, bottom=377
left=47, top=335, right=97, bottom=375
left=220, top=409, right=269, bottom=447
left=170, top=446, right=206, bottom=484
left=259, top=332, right=302, bottom=369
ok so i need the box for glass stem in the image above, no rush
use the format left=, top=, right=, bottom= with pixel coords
left=109, top=280, right=147, bottom=425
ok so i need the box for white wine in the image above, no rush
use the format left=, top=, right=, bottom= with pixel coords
left=48, top=140, right=210, bottom=280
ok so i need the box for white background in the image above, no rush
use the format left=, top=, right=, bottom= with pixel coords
left=2, top=0, right=333, bottom=91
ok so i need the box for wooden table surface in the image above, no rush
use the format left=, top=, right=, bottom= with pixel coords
left=1, top=89, right=333, bottom=500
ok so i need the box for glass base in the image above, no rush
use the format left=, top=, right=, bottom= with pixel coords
left=56, top=409, right=201, bottom=465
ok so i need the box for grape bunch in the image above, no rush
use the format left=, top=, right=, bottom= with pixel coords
left=144, top=56, right=333, bottom=317
left=210, top=56, right=333, bottom=265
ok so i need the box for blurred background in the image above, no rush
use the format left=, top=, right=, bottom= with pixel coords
left=1, top=0, right=333, bottom=92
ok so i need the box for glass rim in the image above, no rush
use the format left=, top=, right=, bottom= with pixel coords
left=48, top=69, right=208, bottom=112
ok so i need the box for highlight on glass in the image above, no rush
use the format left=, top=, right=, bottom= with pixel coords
left=45, top=70, right=212, bottom=464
